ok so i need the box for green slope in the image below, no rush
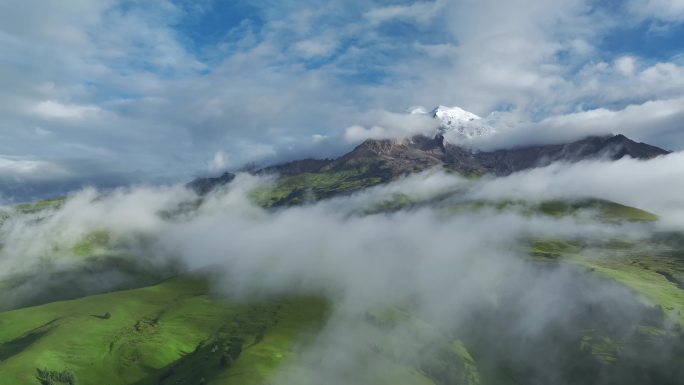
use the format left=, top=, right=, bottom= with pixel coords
left=2, top=173, right=681, bottom=385
left=530, top=236, right=684, bottom=326
left=0, top=276, right=480, bottom=385
left=0, top=276, right=328, bottom=385
left=252, top=168, right=385, bottom=208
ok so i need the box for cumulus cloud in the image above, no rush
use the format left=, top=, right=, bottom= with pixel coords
left=1, top=0, right=684, bottom=198
left=535, top=97, right=684, bottom=149
left=459, top=96, right=684, bottom=151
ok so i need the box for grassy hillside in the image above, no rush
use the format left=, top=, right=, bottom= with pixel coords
left=14, top=198, right=66, bottom=214
left=367, top=194, right=659, bottom=223
left=0, top=276, right=329, bottom=385
left=252, top=168, right=386, bottom=208
left=0, top=276, right=482, bottom=385
left=531, top=236, right=684, bottom=326
left=3, top=172, right=683, bottom=385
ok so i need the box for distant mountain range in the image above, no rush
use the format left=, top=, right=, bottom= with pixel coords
left=190, top=132, right=669, bottom=196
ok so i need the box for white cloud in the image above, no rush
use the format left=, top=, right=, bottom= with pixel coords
left=208, top=150, right=230, bottom=172
left=363, top=0, right=445, bottom=25
left=615, top=56, right=637, bottom=76
left=538, top=97, right=684, bottom=147
left=31, top=100, right=101, bottom=120
left=343, top=109, right=439, bottom=142
left=0, top=156, right=70, bottom=179
left=465, top=96, right=684, bottom=150
left=629, top=0, right=684, bottom=22
left=1, top=0, right=684, bottom=195
left=292, top=37, right=338, bottom=58
left=470, top=152, right=684, bottom=227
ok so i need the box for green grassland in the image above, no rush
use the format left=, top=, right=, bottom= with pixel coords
left=535, top=199, right=658, bottom=222
left=14, top=198, right=66, bottom=214
left=0, top=275, right=486, bottom=385
left=0, top=255, right=181, bottom=311
left=530, top=235, right=684, bottom=327
left=251, top=168, right=385, bottom=208
left=0, top=276, right=330, bottom=385
left=366, top=193, right=659, bottom=223
left=572, top=252, right=684, bottom=327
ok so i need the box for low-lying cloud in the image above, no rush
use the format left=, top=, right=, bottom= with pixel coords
left=343, top=109, right=440, bottom=142
left=1, top=155, right=683, bottom=383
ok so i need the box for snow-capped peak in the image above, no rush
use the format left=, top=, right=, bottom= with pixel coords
left=411, top=105, right=494, bottom=140
left=431, top=105, right=481, bottom=124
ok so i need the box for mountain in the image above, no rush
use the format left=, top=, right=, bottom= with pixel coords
left=341, top=133, right=669, bottom=176
left=191, top=133, right=669, bottom=198
left=187, top=171, right=236, bottom=195
left=473, top=133, right=670, bottom=175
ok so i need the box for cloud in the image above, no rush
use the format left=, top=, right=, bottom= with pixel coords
left=292, top=37, right=339, bottom=58
left=363, top=0, right=445, bottom=26
left=2, top=164, right=682, bottom=379
left=628, top=0, right=684, bottom=22
left=343, top=109, right=439, bottom=142
left=1, top=0, right=684, bottom=199
left=615, top=56, right=637, bottom=76
left=0, top=156, right=70, bottom=180
left=535, top=97, right=684, bottom=148
left=469, top=152, right=684, bottom=227
left=208, top=150, right=230, bottom=172
left=461, top=96, right=684, bottom=151
left=31, top=100, right=101, bottom=120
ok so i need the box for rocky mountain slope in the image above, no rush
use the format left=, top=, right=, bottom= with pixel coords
left=191, top=133, right=669, bottom=196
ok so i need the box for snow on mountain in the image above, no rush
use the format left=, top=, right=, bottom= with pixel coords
left=410, top=105, right=495, bottom=141
left=431, top=105, right=481, bottom=124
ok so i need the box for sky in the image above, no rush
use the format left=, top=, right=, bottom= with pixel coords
left=1, top=0, right=683, bottom=200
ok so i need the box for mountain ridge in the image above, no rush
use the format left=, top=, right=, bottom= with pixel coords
left=189, top=133, right=670, bottom=195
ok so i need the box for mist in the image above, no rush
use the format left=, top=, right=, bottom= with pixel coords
left=1, top=155, right=684, bottom=384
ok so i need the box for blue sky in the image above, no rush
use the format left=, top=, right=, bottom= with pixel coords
left=0, top=0, right=683, bottom=201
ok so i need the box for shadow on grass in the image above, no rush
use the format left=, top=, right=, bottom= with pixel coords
left=90, top=312, right=111, bottom=320
left=0, top=329, right=50, bottom=362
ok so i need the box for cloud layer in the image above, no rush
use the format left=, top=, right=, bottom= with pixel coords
left=2, top=155, right=684, bottom=381
left=1, top=0, right=683, bottom=199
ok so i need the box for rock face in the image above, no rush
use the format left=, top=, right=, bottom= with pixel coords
left=189, top=134, right=670, bottom=194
